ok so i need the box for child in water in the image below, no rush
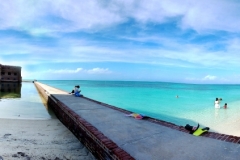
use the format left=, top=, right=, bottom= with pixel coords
left=223, top=103, right=227, bottom=109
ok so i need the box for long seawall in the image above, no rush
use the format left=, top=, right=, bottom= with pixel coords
left=34, top=82, right=240, bottom=160
left=34, top=82, right=134, bottom=160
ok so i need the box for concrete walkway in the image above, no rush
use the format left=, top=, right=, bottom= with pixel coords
left=36, top=82, right=240, bottom=160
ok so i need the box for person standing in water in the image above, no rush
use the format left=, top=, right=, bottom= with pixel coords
left=214, top=98, right=220, bottom=108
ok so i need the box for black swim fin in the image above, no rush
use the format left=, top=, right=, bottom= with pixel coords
left=202, top=127, right=210, bottom=131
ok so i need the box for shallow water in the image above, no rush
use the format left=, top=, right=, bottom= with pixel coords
left=0, top=82, right=54, bottom=119
left=39, top=80, right=240, bottom=136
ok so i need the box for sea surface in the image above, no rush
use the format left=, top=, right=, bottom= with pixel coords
left=39, top=80, right=240, bottom=136
left=0, top=82, right=54, bottom=119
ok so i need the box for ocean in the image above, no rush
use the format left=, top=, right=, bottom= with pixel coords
left=39, top=80, right=240, bottom=136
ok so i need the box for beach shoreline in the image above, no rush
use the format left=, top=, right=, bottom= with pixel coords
left=0, top=118, right=95, bottom=160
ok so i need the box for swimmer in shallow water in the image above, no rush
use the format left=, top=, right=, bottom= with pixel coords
left=223, top=103, right=227, bottom=109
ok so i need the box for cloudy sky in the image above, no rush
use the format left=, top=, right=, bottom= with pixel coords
left=1, top=0, right=240, bottom=84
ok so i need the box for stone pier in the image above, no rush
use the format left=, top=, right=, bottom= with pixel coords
left=35, top=82, right=240, bottom=160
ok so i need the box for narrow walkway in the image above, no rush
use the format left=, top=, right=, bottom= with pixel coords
left=36, top=82, right=240, bottom=160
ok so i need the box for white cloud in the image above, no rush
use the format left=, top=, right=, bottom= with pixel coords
left=1, top=28, right=240, bottom=70
left=46, top=68, right=83, bottom=73
left=185, top=75, right=217, bottom=83
left=2, top=0, right=240, bottom=82
left=1, top=35, right=239, bottom=69
left=86, top=68, right=111, bottom=74
left=0, top=0, right=240, bottom=33
left=45, top=68, right=111, bottom=74
left=0, top=0, right=125, bottom=33
left=226, top=38, right=240, bottom=52
left=202, top=75, right=217, bottom=81
left=180, top=0, right=240, bottom=32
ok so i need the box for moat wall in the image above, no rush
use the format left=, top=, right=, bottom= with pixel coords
left=34, top=82, right=134, bottom=160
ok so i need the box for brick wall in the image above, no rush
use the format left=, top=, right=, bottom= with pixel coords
left=0, top=64, right=22, bottom=82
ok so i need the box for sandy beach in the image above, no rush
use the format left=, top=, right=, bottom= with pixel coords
left=0, top=117, right=95, bottom=160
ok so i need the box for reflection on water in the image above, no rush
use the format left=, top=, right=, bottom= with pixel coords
left=214, top=108, right=219, bottom=119
left=0, top=82, right=21, bottom=99
left=0, top=82, right=55, bottom=119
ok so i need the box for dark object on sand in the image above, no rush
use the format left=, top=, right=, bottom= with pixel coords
left=185, top=123, right=200, bottom=134
left=184, top=123, right=210, bottom=136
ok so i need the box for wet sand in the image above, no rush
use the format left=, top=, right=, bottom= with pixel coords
left=0, top=118, right=95, bottom=160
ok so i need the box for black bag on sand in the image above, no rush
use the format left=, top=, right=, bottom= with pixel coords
left=184, top=123, right=199, bottom=134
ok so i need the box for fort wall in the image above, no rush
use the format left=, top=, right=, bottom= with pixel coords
left=0, top=64, right=22, bottom=82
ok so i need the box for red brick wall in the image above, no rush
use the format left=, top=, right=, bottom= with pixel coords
left=0, top=64, right=22, bottom=82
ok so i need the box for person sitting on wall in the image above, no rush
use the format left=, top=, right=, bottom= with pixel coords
left=69, top=85, right=79, bottom=94
left=69, top=85, right=82, bottom=97
left=74, top=86, right=82, bottom=97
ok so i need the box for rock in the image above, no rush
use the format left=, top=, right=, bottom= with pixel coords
left=26, top=156, right=31, bottom=160
left=3, top=134, right=11, bottom=138
left=63, top=154, right=71, bottom=159
left=17, top=152, right=25, bottom=156
left=0, top=155, right=3, bottom=160
left=12, top=154, right=18, bottom=157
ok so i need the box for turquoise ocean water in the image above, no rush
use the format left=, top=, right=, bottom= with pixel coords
left=39, top=80, right=240, bottom=136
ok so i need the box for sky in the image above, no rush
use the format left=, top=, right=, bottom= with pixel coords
left=1, top=0, right=240, bottom=84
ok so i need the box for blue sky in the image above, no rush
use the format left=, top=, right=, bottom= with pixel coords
left=1, top=0, right=240, bottom=84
